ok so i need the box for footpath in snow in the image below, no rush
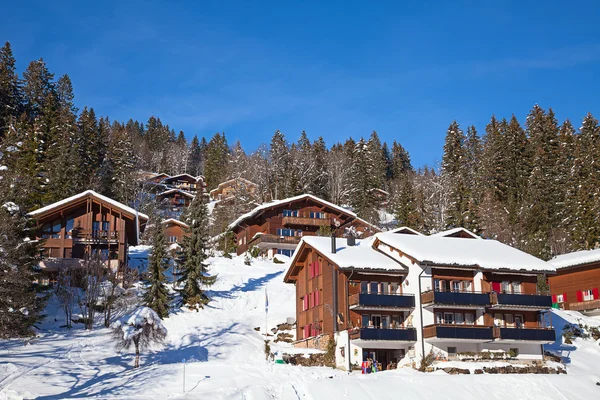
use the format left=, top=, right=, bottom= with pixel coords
left=1, top=255, right=599, bottom=399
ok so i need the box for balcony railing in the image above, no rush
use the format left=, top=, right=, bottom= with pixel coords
left=248, top=234, right=301, bottom=247
left=491, top=293, right=552, bottom=308
left=350, top=327, right=417, bottom=341
left=350, top=293, right=415, bottom=308
left=73, top=230, right=121, bottom=241
left=282, top=216, right=330, bottom=227
left=423, top=324, right=494, bottom=340
left=568, top=299, right=600, bottom=312
left=497, top=327, right=555, bottom=342
left=421, top=290, right=491, bottom=307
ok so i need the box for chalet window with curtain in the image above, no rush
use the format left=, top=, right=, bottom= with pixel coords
left=282, top=210, right=299, bottom=217
left=583, top=290, right=594, bottom=301
left=309, top=211, right=325, bottom=219
left=42, top=219, right=61, bottom=239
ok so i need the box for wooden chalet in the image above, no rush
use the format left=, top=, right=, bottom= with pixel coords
left=549, top=248, right=600, bottom=315
left=161, top=173, right=206, bottom=194
left=228, top=194, right=380, bottom=257
left=156, top=188, right=195, bottom=217
left=209, top=177, right=259, bottom=202
left=283, top=227, right=557, bottom=371
left=29, top=190, right=149, bottom=284
left=162, top=218, right=189, bottom=244
left=145, top=172, right=170, bottom=185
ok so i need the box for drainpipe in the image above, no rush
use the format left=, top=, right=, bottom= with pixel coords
left=418, top=264, right=427, bottom=361
left=332, top=262, right=338, bottom=333
left=346, top=268, right=355, bottom=372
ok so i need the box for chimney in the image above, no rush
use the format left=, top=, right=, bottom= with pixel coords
left=346, top=232, right=356, bottom=247
left=331, top=232, right=337, bottom=254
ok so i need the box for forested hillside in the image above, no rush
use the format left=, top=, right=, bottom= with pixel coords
left=1, top=41, right=599, bottom=260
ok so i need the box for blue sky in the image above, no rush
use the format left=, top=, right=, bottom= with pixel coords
left=2, top=0, right=599, bottom=167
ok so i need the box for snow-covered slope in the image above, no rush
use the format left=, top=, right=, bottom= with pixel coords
left=1, top=257, right=599, bottom=399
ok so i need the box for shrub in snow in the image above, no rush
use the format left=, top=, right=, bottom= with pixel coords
left=112, top=307, right=167, bottom=368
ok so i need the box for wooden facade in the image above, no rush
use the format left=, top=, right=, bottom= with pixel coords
left=161, top=174, right=206, bottom=194
left=29, top=191, right=148, bottom=283
left=162, top=219, right=189, bottom=244
left=209, top=177, right=259, bottom=202
left=230, top=195, right=380, bottom=256
left=548, top=261, right=600, bottom=312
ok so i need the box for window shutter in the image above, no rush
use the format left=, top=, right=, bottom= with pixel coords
left=304, top=325, right=310, bottom=339
left=315, top=290, right=320, bottom=305
left=551, top=294, right=557, bottom=303
left=593, top=288, right=599, bottom=300
left=492, top=282, right=501, bottom=292
left=576, top=291, right=584, bottom=302
left=315, top=261, right=320, bottom=275
left=563, top=293, right=567, bottom=302
left=303, top=296, right=308, bottom=311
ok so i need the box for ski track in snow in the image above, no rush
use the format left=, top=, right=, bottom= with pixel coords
left=1, top=255, right=600, bottom=399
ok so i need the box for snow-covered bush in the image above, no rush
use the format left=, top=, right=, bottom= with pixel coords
left=112, top=307, right=167, bottom=368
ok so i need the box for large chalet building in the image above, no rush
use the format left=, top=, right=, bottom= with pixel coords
left=228, top=194, right=380, bottom=257
left=549, top=248, right=600, bottom=315
left=209, top=177, right=259, bottom=202
left=28, top=190, right=148, bottom=284
left=284, top=227, right=556, bottom=370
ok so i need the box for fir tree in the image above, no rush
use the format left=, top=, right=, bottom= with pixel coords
left=441, top=121, right=468, bottom=228
left=311, top=136, right=329, bottom=199
left=144, top=216, right=171, bottom=319
left=188, top=135, right=203, bottom=176
left=106, top=123, right=137, bottom=204
left=176, top=196, right=216, bottom=309
left=349, top=138, right=379, bottom=224
left=0, top=41, right=21, bottom=139
left=204, top=132, right=229, bottom=190
left=269, top=130, right=290, bottom=199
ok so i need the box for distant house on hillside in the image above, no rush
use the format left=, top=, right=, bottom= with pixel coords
left=284, top=228, right=556, bottom=370
left=161, top=173, right=207, bottom=195
left=29, top=190, right=148, bottom=285
left=156, top=189, right=195, bottom=218
left=162, top=218, right=189, bottom=245
left=209, top=177, right=259, bottom=202
left=369, top=188, right=389, bottom=205
left=228, top=194, right=380, bottom=257
left=549, top=248, right=600, bottom=315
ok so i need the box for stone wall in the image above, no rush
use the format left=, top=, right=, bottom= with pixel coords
left=293, top=333, right=330, bottom=350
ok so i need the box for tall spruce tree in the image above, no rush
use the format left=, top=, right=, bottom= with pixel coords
left=440, top=121, right=468, bottom=228
left=144, top=216, right=171, bottom=319
left=349, top=138, right=379, bottom=224
left=204, top=132, right=229, bottom=190
left=0, top=42, right=21, bottom=140
left=176, top=196, right=216, bottom=309
left=269, top=130, right=291, bottom=199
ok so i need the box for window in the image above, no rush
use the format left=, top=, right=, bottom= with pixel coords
left=360, top=282, right=368, bottom=293
left=168, top=236, right=178, bottom=243
left=451, top=281, right=462, bottom=292
left=302, top=296, right=308, bottom=311
left=389, top=283, right=400, bottom=294
left=512, top=282, right=522, bottom=294
left=444, top=312, right=454, bottom=324
left=514, top=314, right=523, bottom=329
left=556, top=294, right=564, bottom=303
left=297, top=230, right=302, bottom=237
left=276, top=228, right=296, bottom=237
left=381, top=316, right=390, bottom=329
left=392, top=315, right=404, bottom=328
left=42, top=219, right=61, bottom=239
left=463, top=280, right=473, bottom=292
left=283, top=210, right=299, bottom=217
left=370, top=282, right=379, bottom=294
left=309, top=211, right=325, bottom=219
left=505, top=314, right=514, bottom=327
left=276, top=249, right=294, bottom=257
left=447, top=347, right=457, bottom=357
left=465, top=313, right=475, bottom=325
left=583, top=290, right=594, bottom=301
left=501, top=281, right=511, bottom=293
left=362, top=314, right=370, bottom=328
left=454, top=313, right=464, bottom=325
left=177, top=198, right=186, bottom=205
left=65, top=216, right=75, bottom=239
left=102, top=221, right=110, bottom=231
left=435, top=312, right=444, bottom=324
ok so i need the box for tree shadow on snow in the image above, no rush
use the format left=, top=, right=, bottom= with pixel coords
left=544, top=311, right=578, bottom=365
left=208, top=270, right=284, bottom=300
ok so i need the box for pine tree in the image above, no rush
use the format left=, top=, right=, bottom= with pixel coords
left=366, top=131, right=386, bottom=190
left=144, top=216, right=171, bottom=319
left=204, top=132, right=229, bottom=190
left=188, top=135, right=203, bottom=176
left=349, top=138, right=379, bottom=224
left=176, top=196, right=216, bottom=309
left=0, top=41, right=21, bottom=140
left=440, top=121, right=468, bottom=228
left=391, top=140, right=412, bottom=179
left=463, top=125, right=482, bottom=232
left=311, top=136, right=329, bottom=199
left=269, top=130, right=290, bottom=199
left=106, top=123, right=137, bottom=204
left=0, top=195, right=47, bottom=337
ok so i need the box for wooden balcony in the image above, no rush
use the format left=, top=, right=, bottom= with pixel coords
left=421, top=290, right=490, bottom=308
left=73, top=230, right=122, bottom=242
left=490, top=292, right=552, bottom=310
left=248, top=234, right=301, bottom=247
left=493, top=327, right=555, bottom=342
left=569, top=299, right=600, bottom=312
left=350, top=327, right=417, bottom=341
left=349, top=293, right=415, bottom=310
left=423, top=324, right=494, bottom=341
left=282, top=216, right=330, bottom=227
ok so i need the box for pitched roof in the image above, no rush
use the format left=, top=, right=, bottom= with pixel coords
left=375, top=231, right=554, bottom=272
left=550, top=248, right=600, bottom=269
left=163, top=173, right=204, bottom=183
left=29, top=190, right=149, bottom=220
left=390, top=226, right=423, bottom=235
left=285, top=236, right=404, bottom=282
left=157, top=188, right=195, bottom=198
left=228, top=194, right=356, bottom=230
left=161, top=218, right=190, bottom=228
left=430, top=227, right=481, bottom=239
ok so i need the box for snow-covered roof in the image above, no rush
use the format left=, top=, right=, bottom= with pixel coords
left=163, top=173, right=203, bottom=183
left=28, top=190, right=149, bottom=220
left=375, top=232, right=554, bottom=272
left=209, top=177, right=258, bottom=195
left=390, top=226, right=423, bottom=235
left=161, top=218, right=189, bottom=228
left=291, top=236, right=403, bottom=272
left=157, top=188, right=195, bottom=198
left=430, top=227, right=481, bottom=239
left=550, top=248, right=600, bottom=269
left=349, top=216, right=381, bottom=233
left=228, top=194, right=356, bottom=230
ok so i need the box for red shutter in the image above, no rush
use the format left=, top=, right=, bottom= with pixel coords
left=593, top=288, right=599, bottom=300
left=309, top=263, right=314, bottom=278
left=551, top=294, right=557, bottom=303
left=316, top=261, right=320, bottom=275
left=492, top=282, right=501, bottom=292
left=315, top=290, right=320, bottom=306
left=576, top=291, right=584, bottom=302
left=563, top=293, right=567, bottom=302
left=303, top=296, right=308, bottom=311
left=310, top=324, right=316, bottom=337
left=304, top=325, right=310, bottom=338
